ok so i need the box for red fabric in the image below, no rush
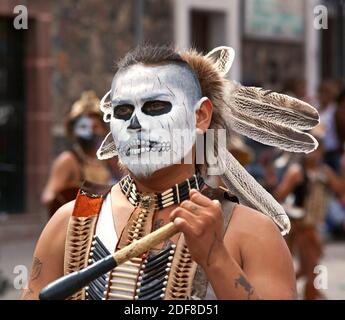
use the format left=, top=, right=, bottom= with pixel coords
left=72, top=190, right=104, bottom=217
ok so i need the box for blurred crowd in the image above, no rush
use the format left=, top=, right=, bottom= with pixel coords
left=245, top=78, right=345, bottom=299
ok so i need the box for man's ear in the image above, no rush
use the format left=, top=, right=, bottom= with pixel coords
left=196, top=98, right=213, bottom=133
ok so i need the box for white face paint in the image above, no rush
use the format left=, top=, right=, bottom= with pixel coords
left=74, top=115, right=93, bottom=139
left=110, top=63, right=203, bottom=177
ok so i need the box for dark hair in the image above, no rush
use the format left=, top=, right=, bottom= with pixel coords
left=117, top=45, right=185, bottom=70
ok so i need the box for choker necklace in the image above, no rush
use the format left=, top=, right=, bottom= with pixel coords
left=119, top=172, right=204, bottom=210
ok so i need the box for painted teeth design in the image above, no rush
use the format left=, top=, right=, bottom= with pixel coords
left=119, top=140, right=172, bottom=156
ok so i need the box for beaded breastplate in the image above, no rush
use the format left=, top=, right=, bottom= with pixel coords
left=64, top=177, right=237, bottom=300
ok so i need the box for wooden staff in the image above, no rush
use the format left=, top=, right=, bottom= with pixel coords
left=39, top=222, right=179, bottom=300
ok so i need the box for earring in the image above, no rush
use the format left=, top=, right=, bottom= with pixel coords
left=196, top=128, right=204, bottom=135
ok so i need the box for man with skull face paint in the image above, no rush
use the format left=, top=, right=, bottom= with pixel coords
left=24, top=46, right=321, bottom=300
left=109, top=61, right=204, bottom=178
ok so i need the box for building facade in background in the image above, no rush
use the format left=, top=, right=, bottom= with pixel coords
left=0, top=0, right=344, bottom=220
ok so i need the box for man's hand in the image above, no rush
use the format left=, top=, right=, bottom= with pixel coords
left=171, top=190, right=296, bottom=300
left=169, top=189, right=227, bottom=269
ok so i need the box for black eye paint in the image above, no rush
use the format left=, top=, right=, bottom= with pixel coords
left=113, top=104, right=134, bottom=121
left=142, top=100, right=172, bottom=116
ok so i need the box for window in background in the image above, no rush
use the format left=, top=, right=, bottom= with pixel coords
left=0, top=17, right=26, bottom=213
left=190, top=9, right=226, bottom=54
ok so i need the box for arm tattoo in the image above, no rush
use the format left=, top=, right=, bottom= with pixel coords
left=30, top=257, right=43, bottom=281
left=234, top=274, right=255, bottom=300
left=21, top=257, right=43, bottom=300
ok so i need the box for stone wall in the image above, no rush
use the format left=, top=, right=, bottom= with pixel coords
left=50, top=0, right=174, bottom=154
left=143, top=0, right=173, bottom=45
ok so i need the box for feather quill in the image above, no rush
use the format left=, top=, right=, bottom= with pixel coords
left=228, top=87, right=319, bottom=130
left=226, top=108, right=318, bottom=153
left=217, top=148, right=291, bottom=234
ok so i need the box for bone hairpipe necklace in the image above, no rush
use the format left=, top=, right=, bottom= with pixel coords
left=119, top=172, right=205, bottom=209
left=39, top=222, right=180, bottom=300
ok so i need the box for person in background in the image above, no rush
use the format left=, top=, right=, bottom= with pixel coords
left=316, top=81, right=341, bottom=172
left=255, top=148, right=279, bottom=194
left=274, top=133, right=344, bottom=300
left=41, top=91, right=122, bottom=217
left=325, top=193, right=345, bottom=240
left=323, top=89, right=345, bottom=239
left=335, top=89, right=345, bottom=153
left=282, top=78, right=312, bottom=103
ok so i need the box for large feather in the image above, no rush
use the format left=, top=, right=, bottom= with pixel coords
left=228, top=86, right=319, bottom=130
left=226, top=107, right=318, bottom=153
left=217, top=148, right=290, bottom=235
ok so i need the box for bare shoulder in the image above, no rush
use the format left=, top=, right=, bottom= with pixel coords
left=226, top=204, right=293, bottom=263
left=53, top=151, right=79, bottom=169
left=227, top=204, right=283, bottom=242
left=225, top=204, right=296, bottom=299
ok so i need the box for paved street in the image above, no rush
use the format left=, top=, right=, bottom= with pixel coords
left=0, top=220, right=344, bottom=300
left=295, top=240, right=345, bottom=299
left=0, top=215, right=44, bottom=300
